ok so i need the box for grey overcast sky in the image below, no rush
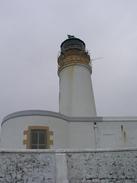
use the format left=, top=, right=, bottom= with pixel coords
left=0, top=0, right=137, bottom=121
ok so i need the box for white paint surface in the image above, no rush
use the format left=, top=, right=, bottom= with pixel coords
left=56, top=153, right=69, bottom=183
left=59, top=65, right=96, bottom=117
left=1, top=112, right=137, bottom=150
left=1, top=115, right=69, bottom=149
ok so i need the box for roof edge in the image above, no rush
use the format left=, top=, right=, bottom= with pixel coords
left=2, top=110, right=137, bottom=126
left=1, top=110, right=101, bottom=126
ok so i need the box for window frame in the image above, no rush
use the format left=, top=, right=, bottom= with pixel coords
left=27, top=126, right=50, bottom=149
left=30, top=129, right=48, bottom=149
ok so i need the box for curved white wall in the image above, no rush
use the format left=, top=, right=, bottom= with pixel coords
left=1, top=111, right=137, bottom=150
left=1, top=112, right=69, bottom=149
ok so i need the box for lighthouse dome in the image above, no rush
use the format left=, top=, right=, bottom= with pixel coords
left=61, top=35, right=85, bottom=52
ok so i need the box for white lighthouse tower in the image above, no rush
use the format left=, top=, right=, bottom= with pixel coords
left=58, top=35, right=96, bottom=117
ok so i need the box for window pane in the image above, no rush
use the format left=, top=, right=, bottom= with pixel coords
left=31, top=145, right=37, bottom=149
left=39, top=131, right=46, bottom=144
left=30, top=129, right=47, bottom=149
left=39, top=144, right=46, bottom=149
left=31, top=130, right=38, bottom=144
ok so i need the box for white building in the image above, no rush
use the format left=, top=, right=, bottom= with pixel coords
left=1, top=36, right=137, bottom=150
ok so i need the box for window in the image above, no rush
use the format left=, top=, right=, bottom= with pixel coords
left=23, top=126, right=53, bottom=149
left=30, top=129, right=47, bottom=149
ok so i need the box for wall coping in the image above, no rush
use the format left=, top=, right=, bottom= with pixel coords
left=102, top=116, right=137, bottom=121
left=2, top=110, right=137, bottom=126
left=1, top=110, right=102, bottom=126
left=0, top=148, right=137, bottom=153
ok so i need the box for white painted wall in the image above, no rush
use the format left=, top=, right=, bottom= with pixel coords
left=1, top=115, right=69, bottom=149
left=69, top=122, right=96, bottom=149
left=68, top=118, right=137, bottom=149
left=1, top=112, right=137, bottom=150
left=59, top=65, right=96, bottom=117
left=96, top=119, right=137, bottom=149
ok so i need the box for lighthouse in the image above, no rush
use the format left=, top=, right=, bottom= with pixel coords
left=58, top=36, right=96, bottom=117
left=1, top=36, right=137, bottom=151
